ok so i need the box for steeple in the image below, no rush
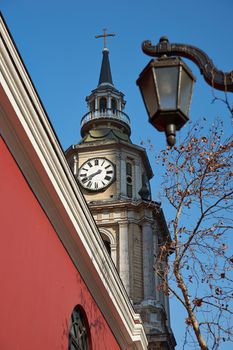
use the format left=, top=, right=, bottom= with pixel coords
left=66, top=31, right=176, bottom=350
left=80, top=32, right=131, bottom=143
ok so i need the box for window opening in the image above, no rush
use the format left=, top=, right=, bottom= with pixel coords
left=99, top=97, right=107, bottom=112
left=101, top=233, right=111, bottom=256
left=126, top=162, right=133, bottom=198
left=111, top=98, right=117, bottom=113
left=68, top=306, right=90, bottom=350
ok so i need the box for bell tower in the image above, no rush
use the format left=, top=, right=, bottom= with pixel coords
left=66, top=34, right=176, bottom=350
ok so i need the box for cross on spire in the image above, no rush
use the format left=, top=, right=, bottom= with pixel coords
left=95, top=28, right=115, bottom=49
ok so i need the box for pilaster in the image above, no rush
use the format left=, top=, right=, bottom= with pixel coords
left=73, top=155, right=78, bottom=176
left=119, top=221, right=130, bottom=294
left=142, top=221, right=155, bottom=300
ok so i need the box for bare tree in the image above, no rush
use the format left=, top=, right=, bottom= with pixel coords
left=155, top=118, right=233, bottom=350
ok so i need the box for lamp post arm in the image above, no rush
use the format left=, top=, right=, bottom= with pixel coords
left=142, top=37, right=233, bottom=93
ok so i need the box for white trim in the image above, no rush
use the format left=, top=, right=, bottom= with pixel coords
left=0, top=15, right=147, bottom=350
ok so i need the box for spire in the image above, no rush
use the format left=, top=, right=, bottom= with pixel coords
left=98, top=48, right=113, bottom=86
left=80, top=29, right=131, bottom=141
left=95, top=29, right=115, bottom=86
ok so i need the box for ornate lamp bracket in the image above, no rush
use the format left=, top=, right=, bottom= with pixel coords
left=142, top=36, right=233, bottom=93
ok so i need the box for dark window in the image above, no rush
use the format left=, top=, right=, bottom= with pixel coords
left=68, top=306, right=90, bottom=350
left=126, top=162, right=132, bottom=176
left=127, top=183, right=133, bottom=198
left=126, top=162, right=133, bottom=198
left=111, top=98, right=117, bottom=111
left=103, top=239, right=111, bottom=255
left=101, top=233, right=111, bottom=256
left=99, top=97, right=107, bottom=111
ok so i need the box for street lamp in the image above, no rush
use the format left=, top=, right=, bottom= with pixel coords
left=137, top=36, right=233, bottom=146
left=137, top=54, right=195, bottom=146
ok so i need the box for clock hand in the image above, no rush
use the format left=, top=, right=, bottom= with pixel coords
left=87, top=169, right=102, bottom=180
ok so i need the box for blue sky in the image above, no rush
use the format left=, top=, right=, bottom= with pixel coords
left=1, top=1, right=233, bottom=348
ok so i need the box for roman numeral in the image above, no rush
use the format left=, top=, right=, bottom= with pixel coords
left=101, top=160, right=105, bottom=166
left=87, top=181, right=92, bottom=188
left=105, top=175, right=111, bottom=181
left=88, top=162, right=93, bottom=168
left=94, top=159, right=99, bottom=166
left=106, top=170, right=113, bottom=174
left=94, top=182, right=98, bottom=189
left=81, top=177, right=88, bottom=183
left=105, top=164, right=111, bottom=169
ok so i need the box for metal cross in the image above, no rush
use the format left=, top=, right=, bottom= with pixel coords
left=95, top=28, right=115, bottom=49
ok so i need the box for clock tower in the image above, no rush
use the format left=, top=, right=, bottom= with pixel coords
left=66, top=38, right=176, bottom=350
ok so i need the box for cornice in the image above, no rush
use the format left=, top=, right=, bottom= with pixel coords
left=89, top=199, right=170, bottom=242
left=0, top=14, right=147, bottom=350
left=66, top=137, right=154, bottom=179
left=89, top=198, right=161, bottom=211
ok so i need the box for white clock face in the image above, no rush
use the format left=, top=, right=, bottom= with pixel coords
left=78, top=157, right=115, bottom=191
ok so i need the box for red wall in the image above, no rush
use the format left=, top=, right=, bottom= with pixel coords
left=0, top=136, right=120, bottom=350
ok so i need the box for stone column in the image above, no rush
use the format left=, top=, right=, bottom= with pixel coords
left=142, top=221, right=155, bottom=299
left=95, top=97, right=98, bottom=110
left=107, top=94, right=111, bottom=109
left=73, top=155, right=78, bottom=176
left=119, top=222, right=130, bottom=294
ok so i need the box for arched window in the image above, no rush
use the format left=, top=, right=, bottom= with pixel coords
left=100, top=229, right=117, bottom=265
left=99, top=97, right=107, bottom=111
left=111, top=98, right=117, bottom=112
left=101, top=232, right=111, bottom=256
left=68, top=306, right=91, bottom=350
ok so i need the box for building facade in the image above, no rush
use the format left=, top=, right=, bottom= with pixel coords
left=66, top=44, right=176, bottom=350
left=0, top=14, right=147, bottom=350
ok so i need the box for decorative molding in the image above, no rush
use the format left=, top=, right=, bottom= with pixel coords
left=99, top=227, right=115, bottom=244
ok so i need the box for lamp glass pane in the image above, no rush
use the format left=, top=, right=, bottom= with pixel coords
left=139, top=69, right=158, bottom=119
left=155, top=66, right=179, bottom=109
left=179, top=69, right=193, bottom=115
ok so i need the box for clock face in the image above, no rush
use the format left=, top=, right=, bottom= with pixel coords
left=78, top=157, right=115, bottom=191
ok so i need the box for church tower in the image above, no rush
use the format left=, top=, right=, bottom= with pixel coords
left=66, top=33, right=176, bottom=350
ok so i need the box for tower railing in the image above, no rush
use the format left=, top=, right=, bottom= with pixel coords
left=80, top=108, right=131, bottom=127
